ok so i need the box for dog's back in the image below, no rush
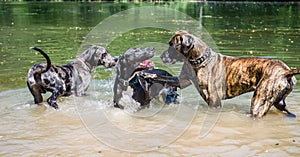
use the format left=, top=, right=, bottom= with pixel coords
left=27, top=63, right=75, bottom=96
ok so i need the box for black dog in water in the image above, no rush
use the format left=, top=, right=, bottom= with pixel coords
left=113, top=47, right=179, bottom=110
left=129, top=66, right=179, bottom=107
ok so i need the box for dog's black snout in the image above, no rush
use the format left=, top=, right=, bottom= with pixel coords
left=113, top=56, right=119, bottom=62
left=110, top=61, right=116, bottom=67
left=149, top=47, right=154, bottom=51
left=144, top=47, right=155, bottom=53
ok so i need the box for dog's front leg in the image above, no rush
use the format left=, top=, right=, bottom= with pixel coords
left=113, top=82, right=124, bottom=109
left=178, top=62, right=194, bottom=89
left=177, top=71, right=192, bottom=89
left=207, top=80, right=222, bottom=108
left=178, top=78, right=192, bottom=89
left=207, top=96, right=222, bottom=109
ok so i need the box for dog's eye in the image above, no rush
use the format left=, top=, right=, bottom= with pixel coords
left=101, top=53, right=107, bottom=58
left=179, top=36, right=183, bottom=44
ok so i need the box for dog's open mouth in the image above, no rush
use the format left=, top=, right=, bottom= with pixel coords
left=144, top=47, right=155, bottom=57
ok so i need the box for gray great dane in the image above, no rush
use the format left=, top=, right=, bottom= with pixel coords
left=27, top=46, right=116, bottom=109
left=161, top=30, right=299, bottom=118
left=113, top=47, right=179, bottom=111
left=113, top=47, right=155, bottom=109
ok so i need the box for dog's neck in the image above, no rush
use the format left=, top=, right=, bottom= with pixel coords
left=77, top=58, right=92, bottom=72
left=117, top=59, right=146, bottom=88
left=116, top=58, right=135, bottom=88
left=188, top=48, right=212, bottom=69
left=117, top=72, right=138, bottom=88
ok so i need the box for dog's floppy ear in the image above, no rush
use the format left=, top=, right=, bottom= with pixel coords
left=181, top=34, right=194, bottom=54
left=169, top=32, right=194, bottom=54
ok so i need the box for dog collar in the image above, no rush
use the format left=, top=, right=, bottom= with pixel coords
left=85, top=61, right=92, bottom=71
left=118, top=77, right=130, bottom=87
left=189, top=48, right=211, bottom=68
left=77, top=58, right=92, bottom=72
left=118, top=71, right=140, bottom=87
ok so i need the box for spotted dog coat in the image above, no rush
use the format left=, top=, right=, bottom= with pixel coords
left=27, top=46, right=116, bottom=109
left=161, top=30, right=300, bottom=118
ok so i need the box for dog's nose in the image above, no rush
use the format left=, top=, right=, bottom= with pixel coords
left=113, top=56, right=119, bottom=62
left=148, top=47, right=154, bottom=51
left=145, top=47, right=155, bottom=52
left=107, top=60, right=116, bottom=67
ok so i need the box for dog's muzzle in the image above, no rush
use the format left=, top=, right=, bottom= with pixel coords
left=160, top=47, right=184, bottom=65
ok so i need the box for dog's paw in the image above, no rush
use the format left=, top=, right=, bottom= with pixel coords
left=50, top=103, right=59, bottom=109
left=286, top=113, right=296, bottom=118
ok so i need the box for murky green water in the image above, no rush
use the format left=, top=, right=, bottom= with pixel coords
left=0, top=2, right=299, bottom=156
left=1, top=2, right=299, bottom=91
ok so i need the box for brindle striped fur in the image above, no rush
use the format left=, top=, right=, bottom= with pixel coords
left=161, top=30, right=300, bottom=118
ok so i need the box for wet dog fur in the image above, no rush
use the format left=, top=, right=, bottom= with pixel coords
left=27, top=46, right=116, bottom=109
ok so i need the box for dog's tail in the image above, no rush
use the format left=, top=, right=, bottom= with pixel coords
left=30, top=47, right=51, bottom=73
left=285, top=69, right=300, bottom=76
left=284, top=69, right=300, bottom=81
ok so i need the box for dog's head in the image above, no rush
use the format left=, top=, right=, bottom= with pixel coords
left=161, top=30, right=207, bottom=65
left=116, top=47, right=155, bottom=79
left=79, top=45, right=116, bottom=69
left=120, top=47, right=155, bottom=68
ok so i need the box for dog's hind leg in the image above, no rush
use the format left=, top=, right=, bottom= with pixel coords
left=27, top=82, right=43, bottom=104
left=46, top=89, right=64, bottom=109
left=47, top=93, right=59, bottom=109
left=250, top=78, right=278, bottom=118
left=251, top=91, right=273, bottom=118
left=273, top=76, right=296, bottom=117
left=251, top=77, right=296, bottom=118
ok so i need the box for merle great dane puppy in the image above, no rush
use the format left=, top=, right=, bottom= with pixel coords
left=113, top=47, right=179, bottom=110
left=27, top=46, right=116, bottom=109
left=160, top=30, right=300, bottom=118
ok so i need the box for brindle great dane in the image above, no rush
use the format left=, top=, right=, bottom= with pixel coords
left=160, top=30, right=300, bottom=118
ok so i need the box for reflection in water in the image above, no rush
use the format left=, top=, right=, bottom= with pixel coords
left=0, top=2, right=299, bottom=156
